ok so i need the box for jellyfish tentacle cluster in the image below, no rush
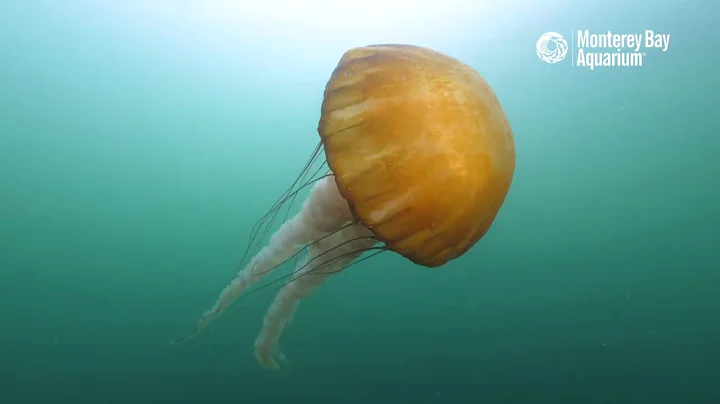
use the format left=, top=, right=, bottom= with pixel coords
left=173, top=175, right=378, bottom=369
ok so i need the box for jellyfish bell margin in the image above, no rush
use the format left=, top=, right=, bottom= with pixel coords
left=172, top=44, right=515, bottom=371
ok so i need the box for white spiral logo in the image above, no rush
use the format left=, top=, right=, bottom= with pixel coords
left=536, top=32, right=568, bottom=64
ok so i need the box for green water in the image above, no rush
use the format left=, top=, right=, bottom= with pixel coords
left=1, top=1, right=718, bottom=403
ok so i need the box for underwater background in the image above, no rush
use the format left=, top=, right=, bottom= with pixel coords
left=1, top=1, right=718, bottom=403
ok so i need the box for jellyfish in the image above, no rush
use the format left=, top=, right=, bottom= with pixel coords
left=173, top=44, right=516, bottom=371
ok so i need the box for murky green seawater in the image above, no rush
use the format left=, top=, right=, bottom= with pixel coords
left=1, top=1, right=718, bottom=403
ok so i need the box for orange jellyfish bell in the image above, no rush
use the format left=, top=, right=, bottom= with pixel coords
left=320, top=44, right=516, bottom=267
left=174, top=44, right=515, bottom=371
